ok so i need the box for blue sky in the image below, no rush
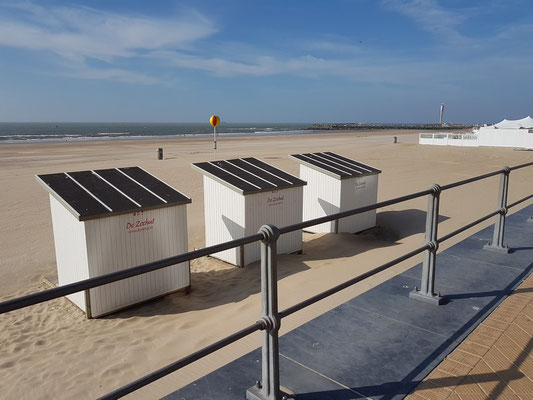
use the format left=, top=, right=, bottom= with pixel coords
left=0, top=0, right=531, bottom=123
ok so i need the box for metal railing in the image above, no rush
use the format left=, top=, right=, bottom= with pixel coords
left=1, top=162, right=533, bottom=400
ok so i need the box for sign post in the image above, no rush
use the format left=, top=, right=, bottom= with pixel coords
left=210, top=115, right=220, bottom=156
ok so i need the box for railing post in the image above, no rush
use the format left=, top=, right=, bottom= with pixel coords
left=247, top=224, right=286, bottom=400
left=484, top=167, right=510, bottom=253
left=409, top=184, right=445, bottom=305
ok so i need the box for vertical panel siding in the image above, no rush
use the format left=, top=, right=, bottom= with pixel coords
left=203, top=176, right=245, bottom=265
left=243, top=187, right=303, bottom=265
left=338, top=174, right=379, bottom=233
left=301, top=165, right=341, bottom=233
left=84, top=205, right=189, bottom=317
left=50, top=195, right=88, bottom=311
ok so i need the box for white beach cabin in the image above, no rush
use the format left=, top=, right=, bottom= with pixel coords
left=36, top=167, right=191, bottom=318
left=289, top=152, right=381, bottom=233
left=192, top=157, right=306, bottom=267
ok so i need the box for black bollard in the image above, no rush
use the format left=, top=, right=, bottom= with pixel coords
left=393, top=136, right=398, bottom=144
left=157, top=148, right=163, bottom=160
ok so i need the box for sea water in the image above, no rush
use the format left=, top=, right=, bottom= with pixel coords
left=0, top=122, right=312, bottom=143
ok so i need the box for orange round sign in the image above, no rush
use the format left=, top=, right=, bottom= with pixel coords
left=210, top=115, right=220, bottom=127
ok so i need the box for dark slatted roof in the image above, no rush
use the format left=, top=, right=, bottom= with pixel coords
left=289, top=152, right=381, bottom=179
left=36, top=167, right=191, bottom=221
left=192, top=157, right=306, bottom=194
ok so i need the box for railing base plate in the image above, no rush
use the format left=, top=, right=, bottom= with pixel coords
left=409, top=289, right=445, bottom=305
left=483, top=243, right=510, bottom=254
left=246, top=385, right=293, bottom=400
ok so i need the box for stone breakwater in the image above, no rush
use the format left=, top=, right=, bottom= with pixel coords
left=309, top=123, right=474, bottom=131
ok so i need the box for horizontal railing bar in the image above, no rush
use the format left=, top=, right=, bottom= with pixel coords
left=0, top=233, right=264, bottom=315
left=439, top=169, right=503, bottom=191
left=99, top=320, right=265, bottom=400
left=279, top=244, right=430, bottom=319
left=279, top=189, right=433, bottom=234
left=509, top=161, right=533, bottom=171
left=437, top=209, right=501, bottom=244
left=508, top=193, right=533, bottom=209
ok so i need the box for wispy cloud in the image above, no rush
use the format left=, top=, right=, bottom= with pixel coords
left=0, top=2, right=216, bottom=83
left=153, top=49, right=487, bottom=89
left=381, top=0, right=472, bottom=46
left=64, top=68, right=163, bottom=85
left=0, top=3, right=216, bottom=62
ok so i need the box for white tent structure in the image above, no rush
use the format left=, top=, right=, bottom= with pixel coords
left=476, top=116, right=533, bottom=148
left=494, top=116, right=533, bottom=129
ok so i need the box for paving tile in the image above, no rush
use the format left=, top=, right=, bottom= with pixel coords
left=513, top=315, right=533, bottom=336
left=485, top=348, right=533, bottom=395
left=522, top=304, right=533, bottom=320
left=487, top=394, right=522, bottom=400
left=447, top=350, right=481, bottom=369
left=163, top=348, right=359, bottom=400
left=457, top=340, right=491, bottom=358
left=482, top=318, right=512, bottom=332
left=437, top=359, right=473, bottom=377
left=493, top=335, right=529, bottom=363
left=505, top=327, right=531, bottom=350
left=474, top=325, right=506, bottom=340
left=438, top=236, right=533, bottom=271
left=346, top=274, right=500, bottom=338
left=490, top=306, right=523, bottom=321
left=484, top=347, right=516, bottom=366
left=408, top=387, right=452, bottom=400
left=445, top=393, right=461, bottom=400
left=515, top=355, right=533, bottom=377
left=499, top=294, right=531, bottom=309
left=278, top=304, right=456, bottom=399
left=453, top=376, right=486, bottom=395
left=424, top=368, right=464, bottom=390
left=469, top=360, right=518, bottom=398
left=455, top=394, right=488, bottom=400
left=406, top=379, right=454, bottom=400
left=402, top=254, right=528, bottom=295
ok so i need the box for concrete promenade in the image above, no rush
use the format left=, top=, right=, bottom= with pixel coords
left=165, top=205, right=533, bottom=400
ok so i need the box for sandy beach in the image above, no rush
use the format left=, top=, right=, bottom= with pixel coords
left=1, top=130, right=532, bottom=399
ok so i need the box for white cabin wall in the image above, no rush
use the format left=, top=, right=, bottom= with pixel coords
left=301, top=165, right=341, bottom=233
left=339, top=174, right=379, bottom=233
left=203, top=175, right=245, bottom=265
left=84, top=205, right=189, bottom=317
left=49, top=195, right=88, bottom=311
left=243, top=187, right=303, bottom=265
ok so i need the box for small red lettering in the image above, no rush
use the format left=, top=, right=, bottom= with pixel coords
left=126, top=217, right=155, bottom=231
